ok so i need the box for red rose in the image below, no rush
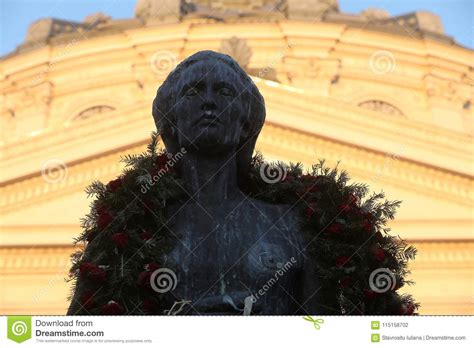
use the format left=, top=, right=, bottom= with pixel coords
left=111, top=232, right=129, bottom=250
left=156, top=153, right=169, bottom=168
left=97, top=208, right=113, bottom=229
left=79, top=263, right=107, bottom=284
left=304, top=203, right=318, bottom=220
left=151, top=154, right=170, bottom=176
left=305, top=185, right=318, bottom=194
left=89, top=267, right=107, bottom=284
left=373, top=248, right=386, bottom=262
left=151, top=155, right=173, bottom=178
left=363, top=289, right=380, bottom=300
left=140, top=231, right=153, bottom=241
left=339, top=276, right=353, bottom=288
left=326, top=223, right=343, bottom=234
left=137, top=263, right=159, bottom=288
left=339, top=203, right=352, bottom=213
left=80, top=291, right=95, bottom=310
left=107, top=177, right=122, bottom=192
left=145, top=263, right=159, bottom=272
left=336, top=255, right=350, bottom=268
left=79, top=262, right=96, bottom=276
left=363, top=219, right=373, bottom=233
left=101, top=300, right=124, bottom=315
left=138, top=271, right=152, bottom=289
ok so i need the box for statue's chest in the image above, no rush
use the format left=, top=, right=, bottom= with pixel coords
left=162, top=200, right=304, bottom=313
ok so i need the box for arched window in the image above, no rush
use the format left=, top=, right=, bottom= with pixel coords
left=74, top=105, right=115, bottom=121
left=358, top=100, right=404, bottom=116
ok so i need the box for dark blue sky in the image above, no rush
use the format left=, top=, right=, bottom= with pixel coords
left=0, top=0, right=472, bottom=55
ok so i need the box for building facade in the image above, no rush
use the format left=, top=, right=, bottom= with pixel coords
left=0, top=0, right=473, bottom=314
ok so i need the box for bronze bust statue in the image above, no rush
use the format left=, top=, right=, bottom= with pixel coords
left=67, top=51, right=417, bottom=316
left=151, top=50, right=326, bottom=314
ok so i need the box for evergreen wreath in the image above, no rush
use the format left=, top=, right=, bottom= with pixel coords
left=68, top=132, right=419, bottom=315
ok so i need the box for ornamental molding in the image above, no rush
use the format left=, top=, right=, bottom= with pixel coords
left=1, top=81, right=53, bottom=114
left=0, top=121, right=472, bottom=215
left=409, top=241, right=474, bottom=269
left=0, top=80, right=472, bottom=211
left=0, top=143, right=145, bottom=214
left=424, top=73, right=472, bottom=105
left=257, top=80, right=472, bottom=174
left=282, top=55, right=341, bottom=89
left=0, top=246, right=74, bottom=274
left=2, top=79, right=471, bottom=171
left=259, top=124, right=473, bottom=206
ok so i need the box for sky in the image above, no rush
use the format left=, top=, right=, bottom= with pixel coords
left=0, top=0, right=472, bottom=56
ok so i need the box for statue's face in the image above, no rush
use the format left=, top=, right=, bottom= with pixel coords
left=173, top=60, right=248, bottom=154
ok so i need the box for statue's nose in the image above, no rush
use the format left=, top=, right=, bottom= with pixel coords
left=200, top=86, right=218, bottom=111
left=200, top=98, right=217, bottom=112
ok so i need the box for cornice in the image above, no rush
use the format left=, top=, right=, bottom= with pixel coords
left=0, top=142, right=146, bottom=213
left=409, top=240, right=474, bottom=269
left=259, top=123, right=472, bottom=207
left=0, top=120, right=472, bottom=217
left=0, top=246, right=74, bottom=274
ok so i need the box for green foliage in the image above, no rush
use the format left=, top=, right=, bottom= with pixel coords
left=67, top=132, right=419, bottom=315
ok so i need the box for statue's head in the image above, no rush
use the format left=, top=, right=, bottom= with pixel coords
left=152, top=50, right=265, bottom=173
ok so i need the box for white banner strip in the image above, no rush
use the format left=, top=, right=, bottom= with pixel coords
left=0, top=316, right=472, bottom=347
